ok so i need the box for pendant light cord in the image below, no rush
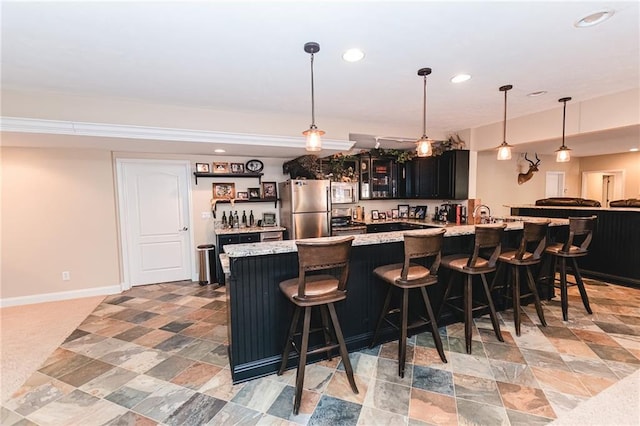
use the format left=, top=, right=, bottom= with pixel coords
left=310, top=52, right=316, bottom=127
left=422, top=74, right=427, bottom=137
left=503, top=89, right=508, bottom=143
left=561, top=99, right=567, bottom=148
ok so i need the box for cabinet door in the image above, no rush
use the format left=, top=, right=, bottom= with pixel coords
left=371, top=158, right=394, bottom=198
left=412, top=157, right=438, bottom=199
left=437, top=150, right=469, bottom=200
left=359, top=155, right=371, bottom=199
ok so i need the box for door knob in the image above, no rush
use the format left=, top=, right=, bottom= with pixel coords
left=180, top=226, right=188, bottom=231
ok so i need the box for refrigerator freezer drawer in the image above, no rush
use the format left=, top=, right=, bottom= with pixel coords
left=292, top=212, right=329, bottom=239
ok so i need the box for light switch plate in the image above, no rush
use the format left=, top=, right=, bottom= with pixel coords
left=201, top=212, right=212, bottom=219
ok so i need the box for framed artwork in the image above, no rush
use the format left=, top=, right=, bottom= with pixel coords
left=262, top=181, right=277, bottom=199
left=213, top=162, right=230, bottom=173
left=371, top=210, right=379, bottom=220
left=236, top=191, right=249, bottom=200
left=212, top=182, right=235, bottom=199
left=196, top=163, right=210, bottom=173
left=391, top=209, right=399, bottom=219
left=378, top=212, right=387, bottom=220
left=398, top=204, right=410, bottom=219
left=230, top=162, right=245, bottom=173
left=409, top=206, right=417, bottom=219
left=248, top=187, right=261, bottom=199
left=415, top=205, right=428, bottom=220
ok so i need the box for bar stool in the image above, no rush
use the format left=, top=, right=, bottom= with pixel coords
left=492, top=221, right=549, bottom=335
left=370, top=229, right=447, bottom=378
left=542, top=216, right=596, bottom=321
left=277, top=236, right=358, bottom=414
left=439, top=224, right=506, bottom=354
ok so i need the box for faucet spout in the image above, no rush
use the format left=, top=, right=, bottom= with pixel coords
left=473, top=204, right=492, bottom=224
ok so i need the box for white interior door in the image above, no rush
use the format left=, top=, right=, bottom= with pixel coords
left=117, top=160, right=193, bottom=287
left=545, top=171, right=565, bottom=197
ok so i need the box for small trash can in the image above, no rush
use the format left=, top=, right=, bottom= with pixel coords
left=197, top=244, right=216, bottom=286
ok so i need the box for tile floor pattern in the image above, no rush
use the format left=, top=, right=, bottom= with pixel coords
left=2, top=278, right=639, bottom=426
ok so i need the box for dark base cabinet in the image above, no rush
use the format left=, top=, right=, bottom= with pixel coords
left=215, top=232, right=260, bottom=285
left=511, top=207, right=640, bottom=287
left=225, top=226, right=558, bottom=383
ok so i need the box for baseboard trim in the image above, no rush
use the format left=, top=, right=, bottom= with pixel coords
left=0, top=285, right=122, bottom=308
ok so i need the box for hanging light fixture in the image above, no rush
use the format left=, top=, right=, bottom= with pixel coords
left=556, top=97, right=572, bottom=162
left=496, top=84, right=513, bottom=160
left=302, top=42, right=324, bottom=152
left=416, top=67, right=433, bottom=157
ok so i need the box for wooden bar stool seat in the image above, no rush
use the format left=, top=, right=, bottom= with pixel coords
left=370, top=229, right=447, bottom=378
left=277, top=236, right=358, bottom=415
left=439, top=224, right=506, bottom=354
left=541, top=216, right=596, bottom=321
left=492, top=221, right=549, bottom=335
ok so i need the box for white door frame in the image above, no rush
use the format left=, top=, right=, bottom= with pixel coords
left=581, top=169, right=625, bottom=205
left=116, top=158, right=196, bottom=291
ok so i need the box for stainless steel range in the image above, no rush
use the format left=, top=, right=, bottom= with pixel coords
left=331, top=208, right=366, bottom=236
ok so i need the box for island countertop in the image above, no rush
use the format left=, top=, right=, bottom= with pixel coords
left=222, top=216, right=569, bottom=258
left=508, top=204, right=640, bottom=212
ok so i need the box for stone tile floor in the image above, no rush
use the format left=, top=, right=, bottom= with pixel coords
left=2, top=278, right=639, bottom=425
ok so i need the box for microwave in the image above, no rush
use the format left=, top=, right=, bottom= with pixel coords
left=330, top=182, right=358, bottom=204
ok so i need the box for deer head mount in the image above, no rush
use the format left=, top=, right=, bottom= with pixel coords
left=518, top=153, right=541, bottom=185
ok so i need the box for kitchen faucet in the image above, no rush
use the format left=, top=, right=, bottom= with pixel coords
left=473, top=204, right=492, bottom=224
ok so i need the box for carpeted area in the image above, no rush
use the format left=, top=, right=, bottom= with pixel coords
left=1, top=279, right=638, bottom=425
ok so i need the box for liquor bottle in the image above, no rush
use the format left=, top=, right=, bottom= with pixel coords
left=233, top=211, right=239, bottom=228
left=249, top=210, right=255, bottom=227
left=241, top=210, right=247, bottom=226
left=221, top=211, right=227, bottom=228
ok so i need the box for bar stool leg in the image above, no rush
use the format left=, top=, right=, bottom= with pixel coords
left=464, top=275, right=473, bottom=354
left=399, top=288, right=409, bottom=378
left=525, top=266, right=547, bottom=326
left=420, top=287, right=447, bottom=363
left=370, top=286, right=393, bottom=349
left=512, top=265, right=522, bottom=336
left=571, top=258, right=593, bottom=315
left=559, top=258, right=569, bottom=321
left=278, top=306, right=301, bottom=375
left=327, top=303, right=358, bottom=394
left=319, top=305, right=334, bottom=361
left=480, top=273, right=504, bottom=343
left=438, top=272, right=456, bottom=320
left=293, top=307, right=312, bottom=415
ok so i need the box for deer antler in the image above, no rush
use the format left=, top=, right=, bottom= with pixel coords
left=524, top=153, right=534, bottom=165
left=534, top=153, right=541, bottom=165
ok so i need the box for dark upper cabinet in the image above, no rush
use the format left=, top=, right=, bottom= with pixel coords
left=359, top=154, right=400, bottom=199
left=407, top=150, right=469, bottom=200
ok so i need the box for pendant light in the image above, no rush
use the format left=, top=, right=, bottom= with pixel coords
left=496, top=84, right=513, bottom=160
left=302, top=42, right=324, bottom=152
left=555, top=97, right=572, bottom=162
left=416, top=67, right=433, bottom=157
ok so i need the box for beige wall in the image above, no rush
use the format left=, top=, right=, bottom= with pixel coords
left=1, top=147, right=120, bottom=300
left=579, top=152, right=640, bottom=200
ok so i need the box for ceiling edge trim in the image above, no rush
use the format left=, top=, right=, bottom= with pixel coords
left=0, top=116, right=355, bottom=151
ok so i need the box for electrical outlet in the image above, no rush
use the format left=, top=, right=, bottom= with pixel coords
left=62, top=271, right=70, bottom=281
left=201, top=211, right=212, bottom=219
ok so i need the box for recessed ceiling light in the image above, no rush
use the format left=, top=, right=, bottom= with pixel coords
left=527, top=90, right=547, bottom=97
left=214, top=149, right=226, bottom=153
left=630, top=148, right=639, bottom=152
left=450, top=74, right=471, bottom=83
left=342, top=48, right=365, bottom=62
left=575, top=9, right=614, bottom=28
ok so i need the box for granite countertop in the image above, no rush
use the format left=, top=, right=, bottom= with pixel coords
left=222, top=217, right=568, bottom=258
left=509, top=204, right=640, bottom=212
left=215, top=226, right=286, bottom=236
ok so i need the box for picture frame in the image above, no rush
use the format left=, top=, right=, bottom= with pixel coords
left=236, top=191, right=248, bottom=200
left=371, top=210, right=379, bottom=220
left=230, top=162, right=245, bottom=173
left=398, top=204, right=409, bottom=219
left=263, top=212, right=277, bottom=226
left=212, top=182, right=236, bottom=199
left=378, top=212, right=387, bottom=220
left=391, top=209, right=399, bottom=219
left=409, top=206, right=416, bottom=219
left=248, top=187, right=261, bottom=199
left=213, top=162, right=230, bottom=173
left=415, top=205, right=428, bottom=220
left=196, top=162, right=210, bottom=173
left=262, top=181, right=277, bottom=199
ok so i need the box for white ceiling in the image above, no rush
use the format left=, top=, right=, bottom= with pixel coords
left=1, top=1, right=639, bottom=158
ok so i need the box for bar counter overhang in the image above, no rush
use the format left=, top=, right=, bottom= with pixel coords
left=222, top=219, right=570, bottom=383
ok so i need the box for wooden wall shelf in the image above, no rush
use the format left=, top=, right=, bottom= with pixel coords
left=194, top=172, right=263, bottom=185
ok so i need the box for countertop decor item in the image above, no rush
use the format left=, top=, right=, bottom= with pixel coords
left=302, top=42, right=324, bottom=151
left=496, top=84, right=513, bottom=160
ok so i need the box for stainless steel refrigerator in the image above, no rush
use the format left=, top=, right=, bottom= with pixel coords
left=279, top=180, right=331, bottom=239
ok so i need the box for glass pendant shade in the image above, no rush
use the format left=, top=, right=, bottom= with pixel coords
left=556, top=97, right=572, bottom=163
left=303, top=126, right=324, bottom=152
left=416, top=67, right=432, bottom=157
left=496, top=84, right=513, bottom=160
left=303, top=42, right=323, bottom=152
